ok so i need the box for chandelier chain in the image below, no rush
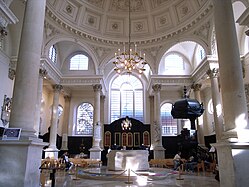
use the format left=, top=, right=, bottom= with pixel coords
left=113, top=0, right=147, bottom=75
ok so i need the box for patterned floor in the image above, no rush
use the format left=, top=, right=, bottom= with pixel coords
left=42, top=167, right=220, bottom=187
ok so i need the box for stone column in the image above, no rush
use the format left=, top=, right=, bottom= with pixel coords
left=34, top=68, right=47, bottom=137
left=9, top=0, right=46, bottom=138
left=207, top=68, right=223, bottom=142
left=90, top=84, right=103, bottom=160
left=152, top=84, right=165, bottom=159
left=191, top=84, right=205, bottom=144
left=45, top=84, right=63, bottom=159
left=213, top=0, right=249, bottom=141
left=100, top=95, right=106, bottom=149
left=60, top=95, right=71, bottom=151
left=212, top=1, right=249, bottom=187
left=0, top=1, right=47, bottom=187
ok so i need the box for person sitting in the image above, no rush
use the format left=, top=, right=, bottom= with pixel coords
left=173, top=151, right=183, bottom=170
left=185, top=155, right=198, bottom=172
left=107, top=146, right=112, bottom=153
left=61, top=152, right=73, bottom=171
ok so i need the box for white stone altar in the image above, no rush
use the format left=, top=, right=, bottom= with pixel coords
left=107, top=150, right=149, bottom=171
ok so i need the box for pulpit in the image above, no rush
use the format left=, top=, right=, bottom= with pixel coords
left=107, top=150, right=149, bottom=171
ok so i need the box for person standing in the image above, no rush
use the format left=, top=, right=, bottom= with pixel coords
left=173, top=151, right=182, bottom=170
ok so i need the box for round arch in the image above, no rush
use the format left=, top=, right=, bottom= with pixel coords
left=43, top=35, right=100, bottom=74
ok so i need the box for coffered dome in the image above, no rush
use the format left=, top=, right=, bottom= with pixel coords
left=46, top=0, right=213, bottom=45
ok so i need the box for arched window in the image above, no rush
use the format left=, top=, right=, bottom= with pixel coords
left=49, top=45, right=57, bottom=63
left=164, top=54, right=184, bottom=71
left=70, top=54, right=88, bottom=70
left=110, top=75, right=143, bottom=122
left=196, top=45, right=206, bottom=63
left=161, top=103, right=177, bottom=136
left=75, top=102, right=93, bottom=135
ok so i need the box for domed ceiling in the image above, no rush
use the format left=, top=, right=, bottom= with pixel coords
left=46, top=0, right=213, bottom=45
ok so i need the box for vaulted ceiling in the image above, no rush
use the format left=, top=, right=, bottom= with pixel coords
left=46, top=0, right=212, bottom=45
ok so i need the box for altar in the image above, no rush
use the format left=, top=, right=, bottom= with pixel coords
left=107, top=150, right=149, bottom=171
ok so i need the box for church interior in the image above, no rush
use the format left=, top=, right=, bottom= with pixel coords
left=1, top=0, right=249, bottom=186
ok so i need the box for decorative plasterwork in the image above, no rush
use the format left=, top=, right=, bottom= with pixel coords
left=82, top=9, right=101, bottom=31
left=147, top=75, right=193, bottom=94
left=109, top=0, right=145, bottom=12
left=44, top=22, right=60, bottom=38
left=132, top=18, right=148, bottom=34
left=193, top=21, right=211, bottom=40
left=91, top=45, right=112, bottom=61
left=150, top=76, right=192, bottom=85
left=175, top=0, right=195, bottom=23
left=105, top=16, right=124, bottom=35
left=60, top=76, right=102, bottom=85
left=41, top=58, right=61, bottom=84
left=0, top=0, right=18, bottom=28
left=151, top=0, right=170, bottom=9
left=59, top=0, right=81, bottom=23
left=154, top=11, right=173, bottom=32
left=86, top=0, right=105, bottom=8
left=45, top=1, right=213, bottom=47
left=60, top=76, right=106, bottom=95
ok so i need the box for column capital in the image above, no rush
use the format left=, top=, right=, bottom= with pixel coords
left=53, top=84, right=63, bottom=92
left=93, top=84, right=102, bottom=92
left=207, top=68, right=219, bottom=78
left=191, top=83, right=202, bottom=91
left=39, top=68, right=47, bottom=78
left=64, top=95, right=71, bottom=102
left=100, top=95, right=106, bottom=100
left=152, top=84, right=161, bottom=92
left=8, top=68, right=15, bottom=80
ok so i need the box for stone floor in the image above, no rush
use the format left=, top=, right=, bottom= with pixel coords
left=41, top=166, right=220, bottom=187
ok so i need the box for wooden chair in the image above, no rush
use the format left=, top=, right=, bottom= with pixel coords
left=197, top=161, right=205, bottom=173
left=207, top=160, right=216, bottom=172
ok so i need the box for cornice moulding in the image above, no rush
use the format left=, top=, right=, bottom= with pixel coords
left=45, top=2, right=213, bottom=47
left=0, top=1, right=18, bottom=27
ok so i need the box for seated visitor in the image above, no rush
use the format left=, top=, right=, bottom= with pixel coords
left=173, top=151, right=182, bottom=170
left=185, top=155, right=198, bottom=172
left=204, top=153, right=213, bottom=169
left=140, top=144, right=147, bottom=150
left=61, top=152, right=73, bottom=171
left=107, top=146, right=112, bottom=153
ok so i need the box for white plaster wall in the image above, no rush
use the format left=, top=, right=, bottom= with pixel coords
left=160, top=90, right=182, bottom=104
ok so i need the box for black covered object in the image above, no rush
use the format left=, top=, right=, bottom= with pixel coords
left=171, top=98, right=204, bottom=129
left=171, top=98, right=204, bottom=119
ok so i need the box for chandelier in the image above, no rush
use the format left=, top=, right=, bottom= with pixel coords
left=121, top=116, right=132, bottom=131
left=113, top=0, right=147, bottom=75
